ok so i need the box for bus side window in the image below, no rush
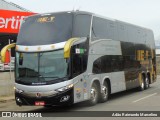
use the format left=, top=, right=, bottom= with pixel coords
left=73, top=14, right=91, bottom=37
left=92, top=17, right=108, bottom=40
left=92, top=58, right=101, bottom=74
left=72, top=53, right=88, bottom=77
left=71, top=41, right=88, bottom=77
left=101, top=56, right=112, bottom=73
left=72, top=54, right=82, bottom=76
left=111, top=56, right=124, bottom=72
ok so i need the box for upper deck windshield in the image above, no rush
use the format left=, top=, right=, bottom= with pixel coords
left=15, top=50, right=69, bottom=85
left=17, top=12, right=92, bottom=45
left=17, top=13, right=73, bottom=45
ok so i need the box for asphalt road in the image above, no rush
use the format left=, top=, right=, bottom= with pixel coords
left=0, top=76, right=160, bottom=119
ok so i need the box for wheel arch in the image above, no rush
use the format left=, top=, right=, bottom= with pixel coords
left=90, top=78, right=101, bottom=95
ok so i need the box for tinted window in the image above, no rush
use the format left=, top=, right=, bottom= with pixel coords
left=92, top=17, right=108, bottom=39
left=93, top=57, right=101, bottom=74
left=111, top=56, right=123, bottom=72
left=71, top=42, right=88, bottom=77
left=93, top=55, right=124, bottom=73
left=17, top=13, right=73, bottom=45
left=73, top=14, right=91, bottom=37
left=117, top=22, right=128, bottom=42
left=15, top=50, right=69, bottom=85
left=121, top=42, right=135, bottom=56
left=72, top=54, right=83, bottom=76
left=101, top=56, right=112, bottom=73
left=108, top=21, right=116, bottom=40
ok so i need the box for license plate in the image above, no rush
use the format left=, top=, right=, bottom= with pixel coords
left=35, top=101, right=45, bottom=106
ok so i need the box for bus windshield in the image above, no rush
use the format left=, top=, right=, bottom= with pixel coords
left=17, top=13, right=73, bottom=45
left=15, top=50, right=69, bottom=85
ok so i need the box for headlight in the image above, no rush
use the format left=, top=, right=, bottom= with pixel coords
left=14, top=87, right=24, bottom=94
left=56, top=84, right=73, bottom=92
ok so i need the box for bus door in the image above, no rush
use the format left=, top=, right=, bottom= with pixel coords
left=71, top=53, right=84, bottom=102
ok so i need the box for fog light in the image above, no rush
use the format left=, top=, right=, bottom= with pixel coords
left=16, top=97, right=22, bottom=103
left=16, top=97, right=22, bottom=106
left=60, top=95, right=70, bottom=102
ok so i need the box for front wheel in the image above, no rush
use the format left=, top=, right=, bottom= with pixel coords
left=88, top=83, right=99, bottom=106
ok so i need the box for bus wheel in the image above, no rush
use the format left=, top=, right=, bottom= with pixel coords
left=139, top=76, right=145, bottom=91
left=88, top=83, right=99, bottom=106
left=99, top=81, right=109, bottom=103
left=144, top=77, right=149, bottom=89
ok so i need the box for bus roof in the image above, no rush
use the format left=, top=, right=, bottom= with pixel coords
left=28, top=11, right=152, bottom=31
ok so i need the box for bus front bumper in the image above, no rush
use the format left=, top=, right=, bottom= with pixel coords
left=15, top=88, right=74, bottom=106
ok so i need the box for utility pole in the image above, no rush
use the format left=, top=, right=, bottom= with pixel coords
left=8, top=39, right=12, bottom=81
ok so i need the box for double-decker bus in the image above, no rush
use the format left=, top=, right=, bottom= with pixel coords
left=1, top=11, right=156, bottom=106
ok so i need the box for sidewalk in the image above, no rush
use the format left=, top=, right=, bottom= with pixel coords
left=0, top=95, right=14, bottom=103
left=0, top=72, right=15, bottom=103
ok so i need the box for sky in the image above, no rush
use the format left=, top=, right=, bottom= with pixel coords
left=8, top=0, right=160, bottom=40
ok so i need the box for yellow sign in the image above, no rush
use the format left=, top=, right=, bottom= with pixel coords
left=37, top=16, right=55, bottom=23
left=136, top=50, right=150, bottom=61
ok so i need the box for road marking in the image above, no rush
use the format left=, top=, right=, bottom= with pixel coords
left=132, top=93, right=157, bottom=103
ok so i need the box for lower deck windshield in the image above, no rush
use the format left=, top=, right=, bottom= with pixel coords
left=15, top=50, right=69, bottom=85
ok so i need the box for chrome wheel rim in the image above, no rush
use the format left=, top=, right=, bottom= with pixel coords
left=145, top=78, right=149, bottom=88
left=102, top=85, right=108, bottom=99
left=141, top=81, right=144, bottom=89
left=90, top=87, right=97, bottom=102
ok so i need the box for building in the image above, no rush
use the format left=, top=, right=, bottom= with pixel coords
left=0, top=0, right=29, bottom=11
left=0, top=0, right=33, bottom=70
left=0, top=0, right=30, bottom=54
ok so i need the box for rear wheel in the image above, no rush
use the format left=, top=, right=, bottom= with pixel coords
left=139, top=75, right=145, bottom=91
left=144, top=76, right=150, bottom=89
left=99, top=81, right=109, bottom=103
left=88, top=83, right=99, bottom=106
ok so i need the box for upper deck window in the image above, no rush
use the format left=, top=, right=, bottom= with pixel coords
left=17, top=13, right=73, bottom=46
left=73, top=14, right=91, bottom=37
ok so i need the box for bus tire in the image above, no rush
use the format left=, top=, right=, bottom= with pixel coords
left=99, top=81, right=109, bottom=103
left=144, top=76, right=150, bottom=89
left=88, top=83, right=99, bottom=106
left=139, top=75, right=145, bottom=91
